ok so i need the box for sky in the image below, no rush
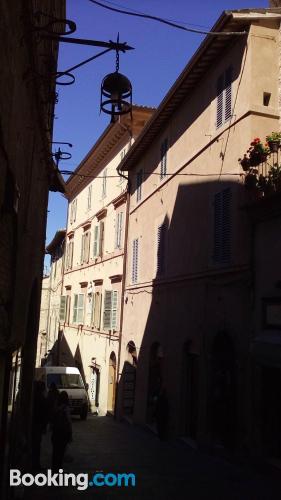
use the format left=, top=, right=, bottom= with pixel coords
left=46, top=0, right=268, bottom=269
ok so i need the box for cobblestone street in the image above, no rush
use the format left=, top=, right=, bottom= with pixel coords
left=17, top=415, right=281, bottom=500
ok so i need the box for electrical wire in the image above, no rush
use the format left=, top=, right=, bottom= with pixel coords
left=88, top=0, right=247, bottom=37
left=97, top=0, right=212, bottom=30
left=60, top=169, right=243, bottom=179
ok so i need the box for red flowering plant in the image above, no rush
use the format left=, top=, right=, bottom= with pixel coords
left=239, top=137, right=270, bottom=171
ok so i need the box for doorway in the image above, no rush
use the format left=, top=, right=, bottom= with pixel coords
left=107, top=352, right=116, bottom=412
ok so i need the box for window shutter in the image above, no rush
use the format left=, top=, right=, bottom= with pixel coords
left=93, top=225, right=99, bottom=257
left=157, top=223, right=166, bottom=275
left=70, top=241, right=74, bottom=269
left=77, top=294, right=84, bottom=323
left=132, top=238, right=139, bottom=283
left=80, top=234, right=85, bottom=264
left=87, top=185, right=92, bottom=210
left=99, top=221, right=104, bottom=257
left=103, top=291, right=112, bottom=329
left=59, top=296, right=67, bottom=321
left=213, top=188, right=232, bottom=264
left=160, top=139, right=168, bottom=179
left=224, top=67, right=232, bottom=121
left=111, top=291, right=118, bottom=329
left=73, top=294, right=78, bottom=323
left=93, top=292, right=102, bottom=329
left=216, top=75, right=224, bottom=128
left=102, top=169, right=107, bottom=197
left=136, top=170, right=143, bottom=202
left=115, top=212, right=123, bottom=249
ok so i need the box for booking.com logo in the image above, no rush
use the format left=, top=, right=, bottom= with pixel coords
left=10, top=469, right=136, bottom=490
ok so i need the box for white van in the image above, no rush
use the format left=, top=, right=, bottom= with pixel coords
left=35, top=366, right=89, bottom=420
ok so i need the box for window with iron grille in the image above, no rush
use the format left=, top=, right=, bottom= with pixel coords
left=115, top=212, right=124, bottom=249
left=73, top=294, right=85, bottom=323
left=160, top=139, right=168, bottom=180
left=156, top=223, right=166, bottom=275
left=216, top=67, right=232, bottom=128
left=213, top=188, right=232, bottom=264
left=136, top=169, right=143, bottom=202
left=132, top=238, right=139, bottom=284
left=103, top=290, right=118, bottom=330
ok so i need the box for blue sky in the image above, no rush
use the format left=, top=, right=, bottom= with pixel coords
left=46, top=0, right=268, bottom=269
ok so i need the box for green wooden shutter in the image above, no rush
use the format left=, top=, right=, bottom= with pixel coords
left=111, top=291, right=118, bottom=329
left=73, top=294, right=78, bottom=323
left=93, top=226, right=99, bottom=257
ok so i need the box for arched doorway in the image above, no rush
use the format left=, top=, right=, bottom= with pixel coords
left=122, top=341, right=137, bottom=415
left=107, top=352, right=116, bottom=412
left=146, top=342, right=163, bottom=423
left=211, top=331, right=236, bottom=449
left=181, top=342, right=199, bottom=441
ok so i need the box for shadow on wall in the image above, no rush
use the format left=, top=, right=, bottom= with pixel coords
left=42, top=332, right=86, bottom=384
left=118, top=177, right=253, bottom=452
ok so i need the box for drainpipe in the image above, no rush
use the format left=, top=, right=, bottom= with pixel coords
left=115, top=121, right=132, bottom=418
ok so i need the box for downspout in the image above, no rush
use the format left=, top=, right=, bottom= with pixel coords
left=115, top=120, right=132, bottom=418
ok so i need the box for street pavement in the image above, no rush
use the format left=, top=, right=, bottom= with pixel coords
left=17, top=415, right=281, bottom=500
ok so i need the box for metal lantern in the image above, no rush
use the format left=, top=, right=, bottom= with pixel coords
left=100, top=71, right=132, bottom=122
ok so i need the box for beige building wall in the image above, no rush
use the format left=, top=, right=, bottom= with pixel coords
left=36, top=275, right=50, bottom=367
left=60, top=108, right=154, bottom=415
left=117, top=11, right=281, bottom=448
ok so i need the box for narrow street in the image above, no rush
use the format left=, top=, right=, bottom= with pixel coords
left=20, top=415, right=281, bottom=500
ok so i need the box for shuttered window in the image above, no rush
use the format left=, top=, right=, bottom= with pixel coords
left=92, top=291, right=102, bottom=329
left=93, top=225, right=99, bottom=257
left=132, top=238, right=139, bottom=284
left=156, top=223, right=166, bottom=275
left=213, top=188, right=232, bottom=264
left=73, top=294, right=85, bottom=323
left=81, top=231, right=91, bottom=264
left=102, top=169, right=107, bottom=198
left=115, top=212, right=123, bottom=249
left=87, top=185, right=92, bottom=210
left=99, top=220, right=105, bottom=257
left=160, top=139, right=168, bottom=180
left=66, top=239, right=74, bottom=270
left=216, top=67, right=232, bottom=128
left=136, top=169, right=143, bottom=202
left=103, top=290, right=118, bottom=330
left=59, top=296, right=67, bottom=321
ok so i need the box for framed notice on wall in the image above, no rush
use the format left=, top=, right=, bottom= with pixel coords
left=262, top=298, right=281, bottom=329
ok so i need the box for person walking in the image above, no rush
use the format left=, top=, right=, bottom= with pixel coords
left=51, top=391, right=72, bottom=470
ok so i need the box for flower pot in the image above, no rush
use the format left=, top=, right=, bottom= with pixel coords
left=245, top=173, right=257, bottom=190
left=240, top=157, right=250, bottom=171
left=268, top=140, right=280, bottom=153
left=249, top=152, right=262, bottom=166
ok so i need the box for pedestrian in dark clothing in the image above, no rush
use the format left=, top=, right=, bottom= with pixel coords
left=32, top=380, right=48, bottom=471
left=51, top=391, right=72, bottom=470
left=155, top=388, right=169, bottom=440
left=47, top=382, right=59, bottom=428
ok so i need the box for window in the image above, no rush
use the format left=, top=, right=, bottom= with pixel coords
left=103, top=291, right=118, bottom=330
left=115, top=212, right=124, bottom=249
left=213, top=188, right=232, bottom=264
left=66, top=238, right=74, bottom=270
left=136, top=169, right=143, bottom=202
left=59, top=296, right=69, bottom=322
left=132, top=238, right=139, bottom=284
left=93, top=221, right=105, bottom=258
left=156, top=223, right=166, bottom=275
left=160, top=139, right=168, bottom=180
left=102, top=169, right=107, bottom=198
left=73, top=294, right=85, bottom=323
left=216, top=67, right=232, bottom=128
left=70, top=199, right=77, bottom=224
left=80, top=230, right=91, bottom=264
left=91, top=291, right=102, bottom=329
left=87, top=185, right=92, bottom=210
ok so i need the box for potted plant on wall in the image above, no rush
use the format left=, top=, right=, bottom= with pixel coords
left=268, top=164, right=281, bottom=192
left=266, top=132, right=281, bottom=153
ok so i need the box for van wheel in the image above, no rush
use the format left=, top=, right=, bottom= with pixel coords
left=80, top=408, right=88, bottom=420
